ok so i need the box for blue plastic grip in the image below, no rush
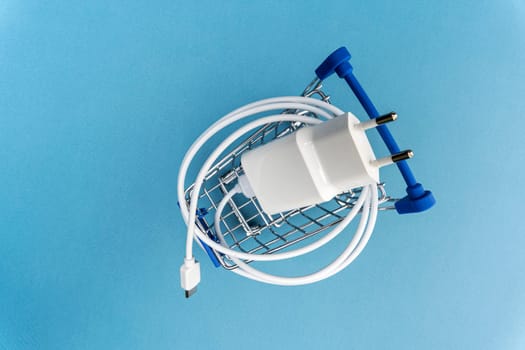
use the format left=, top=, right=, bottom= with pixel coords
left=315, top=47, right=351, bottom=80
left=315, top=47, right=435, bottom=214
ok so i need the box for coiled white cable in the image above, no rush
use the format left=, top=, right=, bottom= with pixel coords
left=178, top=96, right=379, bottom=290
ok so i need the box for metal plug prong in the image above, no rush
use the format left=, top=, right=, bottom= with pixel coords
left=392, top=150, right=414, bottom=163
left=357, top=112, right=398, bottom=130
left=371, top=149, right=414, bottom=168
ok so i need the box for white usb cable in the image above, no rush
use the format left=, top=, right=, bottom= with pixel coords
left=178, top=97, right=380, bottom=296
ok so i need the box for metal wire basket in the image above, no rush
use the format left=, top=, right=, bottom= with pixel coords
left=184, top=78, right=398, bottom=270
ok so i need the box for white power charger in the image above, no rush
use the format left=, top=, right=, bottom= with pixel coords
left=240, top=111, right=409, bottom=214
left=178, top=96, right=413, bottom=297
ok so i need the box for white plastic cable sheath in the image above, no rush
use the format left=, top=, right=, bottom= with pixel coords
left=213, top=185, right=378, bottom=285
left=179, top=97, right=344, bottom=260
left=183, top=114, right=326, bottom=261
left=178, top=96, right=379, bottom=286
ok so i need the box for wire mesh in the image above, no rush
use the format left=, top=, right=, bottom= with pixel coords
left=184, top=79, right=397, bottom=269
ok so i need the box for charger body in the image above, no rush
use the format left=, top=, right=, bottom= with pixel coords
left=241, top=112, right=379, bottom=214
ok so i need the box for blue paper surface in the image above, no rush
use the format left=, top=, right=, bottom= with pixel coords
left=1, top=1, right=524, bottom=349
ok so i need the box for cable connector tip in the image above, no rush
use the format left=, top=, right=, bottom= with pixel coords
left=180, top=258, right=200, bottom=298
left=184, top=287, right=198, bottom=298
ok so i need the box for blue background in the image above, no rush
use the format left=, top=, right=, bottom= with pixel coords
left=1, top=1, right=524, bottom=349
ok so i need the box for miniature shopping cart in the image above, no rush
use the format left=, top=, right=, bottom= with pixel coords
left=183, top=47, right=435, bottom=270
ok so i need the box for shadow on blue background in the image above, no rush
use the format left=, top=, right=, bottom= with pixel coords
left=1, top=1, right=524, bottom=349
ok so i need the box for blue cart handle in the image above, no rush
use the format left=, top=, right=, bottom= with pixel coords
left=315, top=47, right=435, bottom=214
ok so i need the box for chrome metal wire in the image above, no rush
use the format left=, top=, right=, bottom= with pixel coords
left=184, top=80, right=397, bottom=269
